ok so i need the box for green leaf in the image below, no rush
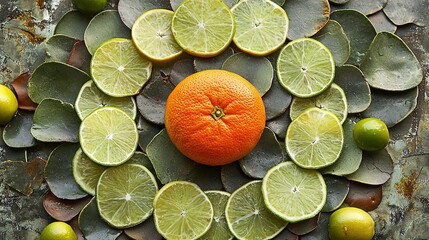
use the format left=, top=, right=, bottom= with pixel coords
left=54, top=10, right=91, bottom=40
left=45, top=35, right=77, bottom=63
left=3, top=110, right=37, bottom=148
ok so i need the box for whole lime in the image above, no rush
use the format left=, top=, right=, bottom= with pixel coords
left=0, top=84, right=18, bottom=125
left=40, top=222, right=77, bottom=240
left=72, top=0, right=107, bottom=15
left=328, top=207, right=375, bottom=240
left=353, top=118, right=389, bottom=151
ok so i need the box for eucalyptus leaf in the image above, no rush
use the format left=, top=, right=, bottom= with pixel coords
left=383, top=0, right=429, bottom=27
left=299, top=212, right=331, bottom=240
left=362, top=87, right=418, bottom=128
left=282, top=0, right=330, bottom=40
left=45, top=143, right=88, bottom=200
left=27, top=61, right=89, bottom=104
left=263, top=67, right=292, bottom=120
left=287, top=214, right=320, bottom=236
left=330, top=0, right=387, bottom=15
left=360, top=32, right=423, bottom=91
left=266, top=109, right=291, bottom=140
left=118, top=0, right=172, bottom=29
left=368, top=11, right=397, bottom=33
left=221, top=161, right=254, bottom=193
left=321, top=175, right=349, bottom=212
left=330, top=10, right=376, bottom=65
left=45, top=34, right=77, bottom=62
left=67, top=40, right=92, bottom=74
left=43, top=191, right=91, bottom=221
left=329, top=0, right=350, bottom=4
left=0, top=127, right=26, bottom=162
left=169, top=58, right=195, bottom=85
left=3, top=110, right=37, bottom=148
left=222, top=52, right=273, bottom=96
left=346, top=149, right=393, bottom=185
left=124, top=216, right=162, bottom=240
left=31, top=99, right=81, bottom=143
left=54, top=10, right=91, bottom=40
left=271, top=0, right=286, bottom=6
left=344, top=181, right=382, bottom=211
left=272, top=228, right=299, bottom=240
left=137, top=115, right=163, bottom=153
left=84, top=10, right=131, bottom=55
left=194, top=47, right=234, bottom=72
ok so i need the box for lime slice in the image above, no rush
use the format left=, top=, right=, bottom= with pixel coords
left=75, top=80, right=137, bottom=120
left=290, top=83, right=348, bottom=124
left=277, top=38, right=335, bottom=98
left=96, top=163, right=158, bottom=228
left=225, top=180, right=287, bottom=240
left=171, top=0, right=235, bottom=57
left=286, top=107, right=344, bottom=169
left=153, top=181, right=213, bottom=240
left=90, top=38, right=152, bottom=97
left=132, top=9, right=183, bottom=63
left=231, top=0, right=289, bottom=56
left=79, top=107, right=138, bottom=166
left=201, top=190, right=234, bottom=240
left=72, top=147, right=107, bottom=196
left=262, top=161, right=327, bottom=222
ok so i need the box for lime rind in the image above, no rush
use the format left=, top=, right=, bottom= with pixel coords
left=231, top=0, right=289, bottom=56
left=262, top=161, right=327, bottom=223
left=277, top=38, right=335, bottom=98
left=132, top=9, right=183, bottom=63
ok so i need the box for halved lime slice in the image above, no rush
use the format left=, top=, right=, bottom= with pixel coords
left=286, top=107, right=344, bottom=169
left=132, top=9, right=183, bottom=63
left=72, top=147, right=107, bottom=196
left=75, top=80, right=137, bottom=120
left=153, top=181, right=213, bottom=240
left=262, top=161, right=327, bottom=222
left=79, top=107, right=138, bottom=166
left=290, top=83, right=348, bottom=123
left=96, top=163, right=158, bottom=228
left=225, top=180, right=287, bottom=240
left=277, top=38, right=335, bottom=98
left=231, top=0, right=289, bottom=56
left=171, top=0, right=235, bottom=57
left=201, top=190, right=234, bottom=240
left=90, top=38, right=152, bottom=97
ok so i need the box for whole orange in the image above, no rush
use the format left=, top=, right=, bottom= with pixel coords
left=165, top=69, right=266, bottom=166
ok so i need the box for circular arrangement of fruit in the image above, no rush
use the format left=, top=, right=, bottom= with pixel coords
left=0, top=0, right=425, bottom=239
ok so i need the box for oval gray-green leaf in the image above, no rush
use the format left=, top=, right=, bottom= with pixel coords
left=263, top=66, right=292, bottom=120
left=67, top=40, right=92, bottom=74
left=360, top=32, right=423, bottom=91
left=313, top=20, right=350, bottom=66
left=334, top=65, right=371, bottom=113
left=45, top=143, right=88, bottom=200
left=84, top=10, right=131, bottom=55
left=31, top=99, right=81, bottom=143
left=346, top=149, right=393, bottom=185
left=239, top=128, right=284, bottom=179
left=78, top=198, right=122, bottom=240
left=137, top=115, right=163, bottom=153
left=321, top=175, right=349, bottom=212
left=330, top=10, right=376, bottom=65
left=287, top=214, right=320, bottom=235
left=221, top=162, right=254, bottom=193
left=383, top=0, right=429, bottom=27
left=362, top=87, right=418, bottom=127
left=222, top=52, right=273, bottom=96
left=118, top=0, right=172, bottom=29
left=329, top=0, right=350, bottom=4
left=194, top=47, right=234, bottom=72
left=266, top=109, right=291, bottom=140
left=27, top=62, right=89, bottom=104
left=299, top=212, right=330, bottom=240
left=368, top=10, right=397, bottom=33
left=124, top=216, right=162, bottom=240
left=3, top=110, right=37, bottom=148
left=282, top=0, right=330, bottom=40
left=54, top=10, right=91, bottom=40
left=321, top=118, right=362, bottom=176
left=330, top=0, right=386, bottom=15
left=272, top=0, right=286, bottom=6
left=169, top=58, right=195, bottom=86
left=45, top=35, right=77, bottom=63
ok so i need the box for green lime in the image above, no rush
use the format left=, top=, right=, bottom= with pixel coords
left=40, top=221, right=77, bottom=240
left=262, top=161, right=327, bottom=222
left=290, top=83, right=348, bottom=124
left=72, top=0, right=107, bottom=15
left=72, top=147, right=107, bottom=196
left=328, top=207, right=375, bottom=240
left=201, top=190, right=234, bottom=240
left=96, top=163, right=158, bottom=228
left=231, top=0, right=289, bottom=56
left=225, top=180, right=287, bottom=240
left=171, top=0, right=235, bottom=57
left=0, top=84, right=18, bottom=125
left=90, top=38, right=152, bottom=97
left=79, top=107, right=138, bottom=166
left=75, top=80, right=137, bottom=120
left=353, top=118, right=389, bottom=151
left=153, top=181, right=213, bottom=240
left=277, top=38, right=335, bottom=98
left=132, top=9, right=183, bottom=63
left=286, top=107, right=344, bottom=169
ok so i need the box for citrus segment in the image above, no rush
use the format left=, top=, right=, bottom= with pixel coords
left=277, top=38, right=335, bottom=98
left=79, top=107, right=138, bottom=166
left=262, top=161, right=327, bottom=222
left=164, top=69, right=266, bottom=166
left=132, top=9, right=183, bottom=63
left=96, top=163, right=158, bottom=228
left=231, top=0, right=289, bottom=56
left=171, top=0, right=235, bottom=57
left=286, top=107, right=344, bottom=169
left=90, top=38, right=152, bottom=97
left=201, top=191, right=234, bottom=240
left=153, top=181, right=213, bottom=240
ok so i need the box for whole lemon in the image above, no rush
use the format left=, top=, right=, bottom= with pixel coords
left=328, top=207, right=375, bottom=240
left=0, top=84, right=18, bottom=125
left=40, top=222, right=77, bottom=240
left=353, top=117, right=389, bottom=151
